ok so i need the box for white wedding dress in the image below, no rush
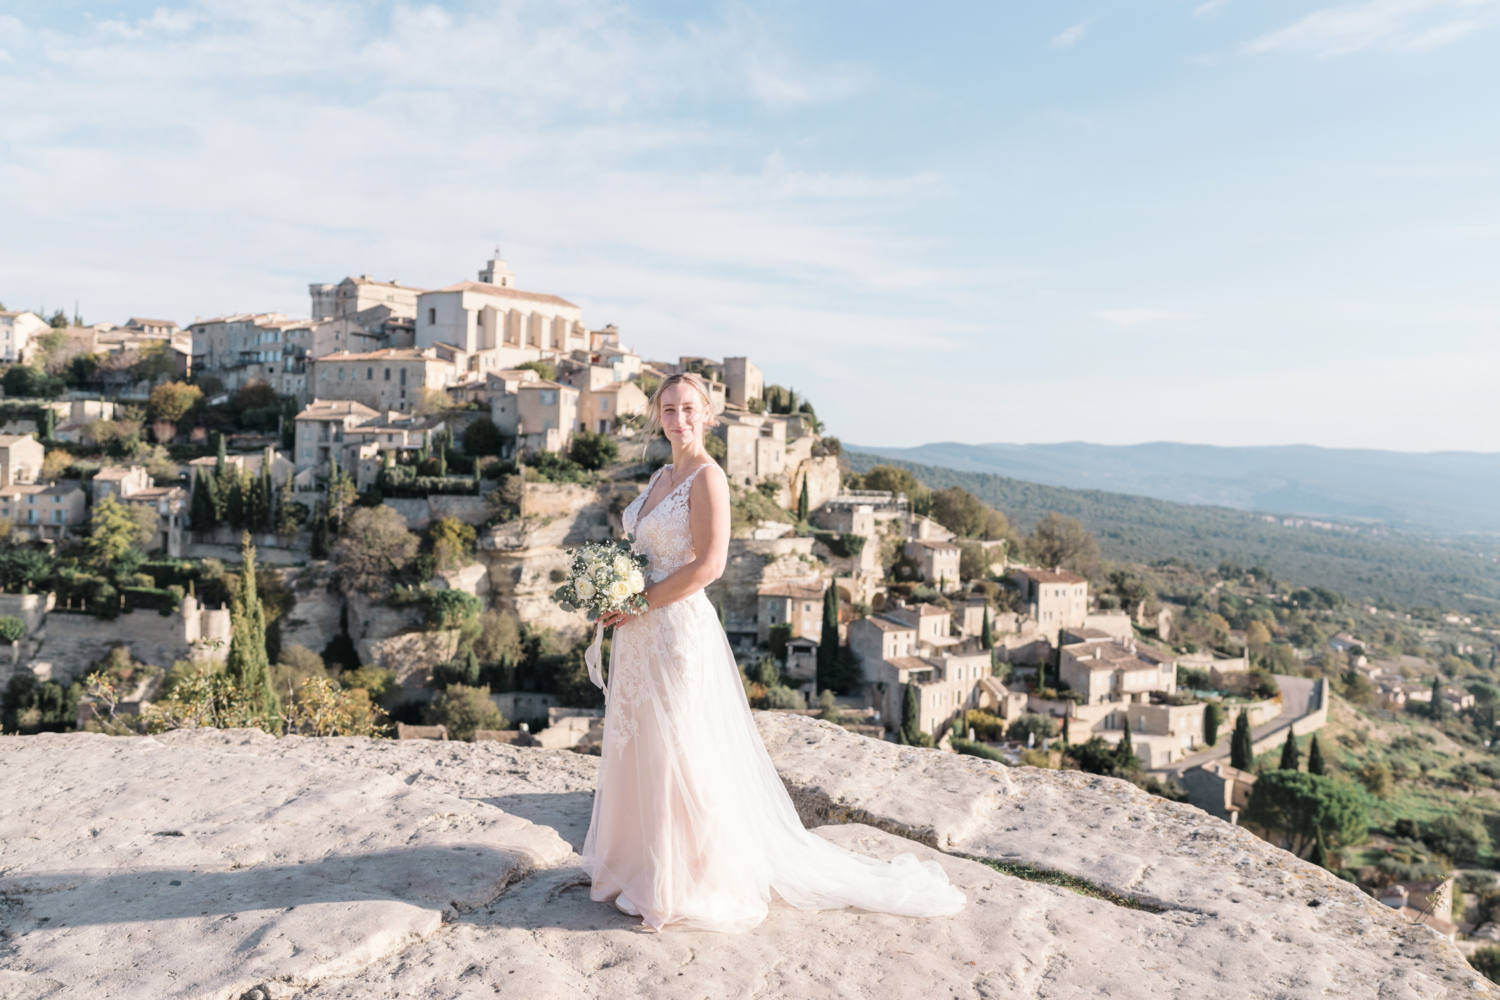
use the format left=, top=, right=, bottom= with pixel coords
left=580, top=463, right=966, bottom=932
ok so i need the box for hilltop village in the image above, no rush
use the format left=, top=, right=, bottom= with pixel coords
left=7, top=261, right=1500, bottom=965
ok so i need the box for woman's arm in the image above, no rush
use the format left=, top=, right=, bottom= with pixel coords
left=599, top=464, right=730, bottom=627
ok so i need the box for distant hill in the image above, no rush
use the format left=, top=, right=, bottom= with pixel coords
left=844, top=451, right=1500, bottom=615
left=844, top=441, right=1500, bottom=536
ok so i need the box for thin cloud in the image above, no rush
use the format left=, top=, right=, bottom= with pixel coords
left=1050, top=18, right=1096, bottom=48
left=1194, top=0, right=1233, bottom=17
left=1095, top=309, right=1200, bottom=326
left=1246, top=0, right=1500, bottom=56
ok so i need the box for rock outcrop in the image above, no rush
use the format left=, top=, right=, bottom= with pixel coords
left=0, top=715, right=1487, bottom=1000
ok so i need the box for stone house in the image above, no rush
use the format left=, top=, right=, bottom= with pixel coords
left=871, top=651, right=992, bottom=737
left=723, top=356, right=762, bottom=408
left=0, top=481, right=86, bottom=541
left=714, top=410, right=787, bottom=486
left=309, top=275, right=425, bottom=322
left=516, top=380, right=581, bottom=453
left=562, top=365, right=649, bottom=434
left=308, top=349, right=455, bottom=414
left=885, top=602, right=963, bottom=656
left=785, top=637, right=819, bottom=684
left=481, top=368, right=543, bottom=436
left=849, top=614, right=919, bottom=673
left=293, top=399, right=380, bottom=475
left=1011, top=568, right=1089, bottom=631
left=91, top=465, right=152, bottom=503
left=0, top=311, right=49, bottom=363
left=0, top=435, right=44, bottom=487
left=1059, top=635, right=1178, bottom=705
left=903, top=538, right=961, bottom=585
left=187, top=449, right=295, bottom=491
left=1181, top=760, right=1257, bottom=824
left=188, top=312, right=294, bottom=391
left=757, top=582, right=825, bottom=644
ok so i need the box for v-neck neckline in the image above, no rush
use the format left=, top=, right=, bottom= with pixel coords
left=636, top=463, right=706, bottom=524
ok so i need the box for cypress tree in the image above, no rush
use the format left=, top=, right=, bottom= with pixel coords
left=1117, top=723, right=1136, bottom=770
left=980, top=606, right=994, bottom=650
left=190, top=473, right=217, bottom=536
left=899, top=680, right=921, bottom=745
left=1061, top=713, right=1071, bottom=745
left=1307, top=735, right=1326, bottom=776
left=1279, top=727, right=1300, bottom=770
left=1430, top=674, right=1445, bottom=720
left=225, top=534, right=279, bottom=725
left=260, top=446, right=275, bottom=532
left=41, top=406, right=55, bottom=441
left=310, top=503, right=330, bottom=559
left=797, top=476, right=809, bottom=522
left=214, top=432, right=227, bottom=477
left=1204, top=701, right=1223, bottom=747
left=1230, top=709, right=1254, bottom=770
left=816, top=582, right=841, bottom=692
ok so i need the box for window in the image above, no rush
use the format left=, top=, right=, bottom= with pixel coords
left=384, top=368, right=391, bottom=381
left=338, top=367, right=345, bottom=381
left=541, top=390, right=556, bottom=405
left=399, top=368, right=407, bottom=385
left=302, top=447, right=311, bottom=458
left=428, top=307, right=436, bottom=324
left=52, top=511, right=62, bottom=524
left=27, top=510, right=35, bottom=523
left=367, top=367, right=373, bottom=379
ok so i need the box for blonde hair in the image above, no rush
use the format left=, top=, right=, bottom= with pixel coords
left=645, top=371, right=720, bottom=439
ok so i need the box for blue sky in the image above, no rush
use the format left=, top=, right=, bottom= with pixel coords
left=2, top=0, right=1497, bottom=450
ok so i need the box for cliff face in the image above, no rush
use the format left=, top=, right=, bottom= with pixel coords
left=0, top=715, right=1486, bottom=1000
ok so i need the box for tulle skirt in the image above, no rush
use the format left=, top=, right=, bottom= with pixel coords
left=579, top=590, right=966, bottom=932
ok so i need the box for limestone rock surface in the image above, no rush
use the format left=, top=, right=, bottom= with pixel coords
left=0, top=714, right=1489, bottom=1000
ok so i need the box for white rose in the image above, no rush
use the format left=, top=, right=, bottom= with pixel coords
left=576, top=578, right=596, bottom=599
left=608, top=580, right=631, bottom=603
left=613, top=555, right=632, bottom=576
left=627, top=568, right=645, bottom=593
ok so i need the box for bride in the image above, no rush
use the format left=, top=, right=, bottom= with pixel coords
left=581, top=372, right=965, bottom=932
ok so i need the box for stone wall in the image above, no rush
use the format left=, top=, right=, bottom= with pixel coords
left=706, top=536, right=821, bottom=636
left=277, top=562, right=346, bottom=656
left=26, top=608, right=212, bottom=686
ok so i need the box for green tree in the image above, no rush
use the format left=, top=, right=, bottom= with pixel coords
left=1307, top=735, right=1326, bottom=776
left=332, top=505, right=418, bottom=595
left=225, top=535, right=280, bottom=724
left=1230, top=709, right=1253, bottom=770
left=1, top=366, right=62, bottom=398
left=1116, top=723, right=1137, bottom=770
left=190, top=473, right=218, bottom=534
left=569, top=430, right=619, bottom=471
left=1430, top=674, right=1445, bottom=720
left=816, top=583, right=841, bottom=692
left=274, top=480, right=308, bottom=536
left=310, top=503, right=330, bottom=559
left=980, top=606, right=994, bottom=650
left=463, top=416, right=506, bottom=457
left=1026, top=512, right=1101, bottom=577
left=797, top=476, right=809, bottom=522
left=146, top=381, right=202, bottom=424
left=1242, top=770, right=1368, bottom=860
left=87, top=494, right=144, bottom=575
left=424, top=683, right=506, bottom=741
left=513, top=360, right=554, bottom=381
left=1203, top=701, right=1224, bottom=746
left=325, top=456, right=357, bottom=526
left=1279, top=727, right=1301, bottom=770
left=898, top=680, right=924, bottom=745
left=1006, top=712, right=1058, bottom=744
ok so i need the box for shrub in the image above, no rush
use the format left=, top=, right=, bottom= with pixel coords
left=1006, top=712, right=1058, bottom=744
left=283, top=677, right=386, bottom=737
left=952, top=737, right=1007, bottom=763
left=462, top=417, right=507, bottom=458
left=1242, top=770, right=1368, bottom=860
left=340, top=666, right=399, bottom=703
left=525, top=451, right=588, bottom=483
left=1073, top=736, right=1128, bottom=777
left=813, top=532, right=866, bottom=559
left=767, top=622, right=793, bottom=662
left=0, top=616, right=25, bottom=643
left=961, top=709, right=1007, bottom=742
left=1357, top=761, right=1393, bottom=799
left=420, top=589, right=482, bottom=630
left=569, top=431, right=619, bottom=471
left=1472, top=947, right=1500, bottom=986
left=763, top=685, right=805, bottom=710
left=424, top=683, right=506, bottom=741
left=1424, top=809, right=1491, bottom=864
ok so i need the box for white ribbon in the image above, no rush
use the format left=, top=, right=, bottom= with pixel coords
left=585, top=621, right=607, bottom=698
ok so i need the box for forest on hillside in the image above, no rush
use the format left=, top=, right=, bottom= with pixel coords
left=846, top=451, right=1500, bottom=617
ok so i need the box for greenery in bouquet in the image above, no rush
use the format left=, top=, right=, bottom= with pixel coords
left=552, top=538, right=650, bottom=621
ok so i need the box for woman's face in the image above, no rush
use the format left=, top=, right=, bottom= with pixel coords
left=659, top=383, right=708, bottom=448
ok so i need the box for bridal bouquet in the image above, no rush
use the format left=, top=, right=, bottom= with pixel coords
left=554, top=539, right=649, bottom=697
left=552, top=538, right=650, bottom=622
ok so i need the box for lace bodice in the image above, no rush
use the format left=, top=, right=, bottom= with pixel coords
left=621, top=464, right=704, bottom=583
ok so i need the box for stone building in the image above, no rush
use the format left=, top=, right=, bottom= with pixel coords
left=756, top=582, right=825, bottom=644
left=714, top=411, right=788, bottom=486
left=0, top=311, right=49, bottom=363
left=0, top=481, right=86, bottom=541
left=293, top=399, right=380, bottom=475
left=188, top=313, right=295, bottom=391
left=562, top=365, right=649, bottom=435
left=309, top=275, right=425, bottom=322
left=308, top=349, right=455, bottom=414
left=904, top=538, right=961, bottom=584
left=1059, top=634, right=1178, bottom=705
left=1011, top=568, right=1089, bottom=631
left=723, top=356, right=762, bottom=408
left=515, top=380, right=581, bottom=453
left=415, top=258, right=588, bottom=369
left=1181, top=760, right=1257, bottom=824
left=0, top=435, right=43, bottom=488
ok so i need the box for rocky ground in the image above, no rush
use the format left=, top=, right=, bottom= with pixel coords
left=0, top=714, right=1489, bottom=999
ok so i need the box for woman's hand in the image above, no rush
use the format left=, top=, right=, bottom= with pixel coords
left=597, top=608, right=633, bottom=630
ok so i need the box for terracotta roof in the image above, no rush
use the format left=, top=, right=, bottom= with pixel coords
left=887, top=656, right=940, bottom=673
left=1015, top=567, right=1087, bottom=584
left=0, top=482, right=83, bottom=497
left=757, top=583, right=824, bottom=600
left=127, top=318, right=178, bottom=327
left=435, top=281, right=580, bottom=309
left=861, top=615, right=917, bottom=633
left=907, top=538, right=960, bottom=551
left=92, top=466, right=141, bottom=481
left=296, top=399, right=380, bottom=420
left=518, top=380, right=579, bottom=393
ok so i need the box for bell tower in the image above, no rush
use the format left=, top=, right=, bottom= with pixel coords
left=478, top=248, right=515, bottom=288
